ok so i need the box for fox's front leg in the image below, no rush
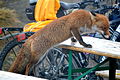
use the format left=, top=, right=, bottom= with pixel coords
left=70, top=28, right=92, bottom=48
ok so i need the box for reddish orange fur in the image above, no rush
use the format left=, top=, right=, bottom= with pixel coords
left=8, top=9, right=110, bottom=74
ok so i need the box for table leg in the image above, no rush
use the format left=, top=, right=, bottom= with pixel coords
left=109, top=58, right=117, bottom=80
left=68, top=50, right=72, bottom=80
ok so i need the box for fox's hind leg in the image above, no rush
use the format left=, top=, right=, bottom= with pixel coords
left=25, top=54, right=39, bottom=75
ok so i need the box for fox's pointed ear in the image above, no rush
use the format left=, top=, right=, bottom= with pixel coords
left=90, top=11, right=96, bottom=16
left=89, top=12, right=96, bottom=21
left=89, top=11, right=98, bottom=23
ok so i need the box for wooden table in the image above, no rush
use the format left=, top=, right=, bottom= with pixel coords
left=58, top=36, right=120, bottom=80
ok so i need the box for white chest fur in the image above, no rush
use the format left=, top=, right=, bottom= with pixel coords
left=79, top=24, right=98, bottom=33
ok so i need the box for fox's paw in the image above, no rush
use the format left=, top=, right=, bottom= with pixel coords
left=71, top=37, right=77, bottom=42
left=84, top=44, right=92, bottom=48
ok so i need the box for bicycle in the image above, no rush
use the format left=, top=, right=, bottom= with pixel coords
left=0, top=0, right=117, bottom=80
left=26, top=0, right=100, bottom=21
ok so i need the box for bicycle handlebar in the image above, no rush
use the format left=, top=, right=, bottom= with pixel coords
left=77, top=0, right=100, bottom=9
left=93, top=5, right=120, bottom=13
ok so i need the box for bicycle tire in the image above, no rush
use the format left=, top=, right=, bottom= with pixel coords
left=33, top=48, right=80, bottom=79
left=0, top=39, right=24, bottom=70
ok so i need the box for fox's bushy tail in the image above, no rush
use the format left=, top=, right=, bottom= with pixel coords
left=8, top=45, right=31, bottom=74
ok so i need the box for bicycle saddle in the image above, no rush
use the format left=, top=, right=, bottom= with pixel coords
left=60, top=1, right=80, bottom=10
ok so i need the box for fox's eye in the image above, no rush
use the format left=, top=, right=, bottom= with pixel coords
left=101, top=26, right=106, bottom=30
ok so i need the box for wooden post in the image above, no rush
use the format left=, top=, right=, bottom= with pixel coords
left=109, top=58, right=117, bottom=80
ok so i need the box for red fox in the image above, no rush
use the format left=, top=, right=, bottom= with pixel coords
left=9, top=9, right=110, bottom=75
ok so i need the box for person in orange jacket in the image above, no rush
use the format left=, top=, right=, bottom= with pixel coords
left=24, top=0, right=60, bottom=32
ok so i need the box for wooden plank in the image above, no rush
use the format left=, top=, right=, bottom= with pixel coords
left=58, top=36, right=120, bottom=59
left=0, top=70, right=46, bottom=80
left=96, top=70, right=120, bottom=80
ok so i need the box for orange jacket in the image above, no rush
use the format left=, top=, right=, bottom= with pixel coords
left=24, top=0, right=60, bottom=32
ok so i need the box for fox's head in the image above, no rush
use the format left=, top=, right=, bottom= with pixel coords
left=90, top=12, right=110, bottom=38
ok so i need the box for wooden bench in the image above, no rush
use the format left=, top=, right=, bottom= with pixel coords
left=59, top=36, right=120, bottom=59
left=0, top=70, right=46, bottom=80
left=58, top=36, right=120, bottom=80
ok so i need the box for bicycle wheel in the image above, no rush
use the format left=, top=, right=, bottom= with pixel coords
left=0, top=39, right=24, bottom=71
left=90, top=54, right=107, bottom=63
left=32, top=48, right=80, bottom=80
